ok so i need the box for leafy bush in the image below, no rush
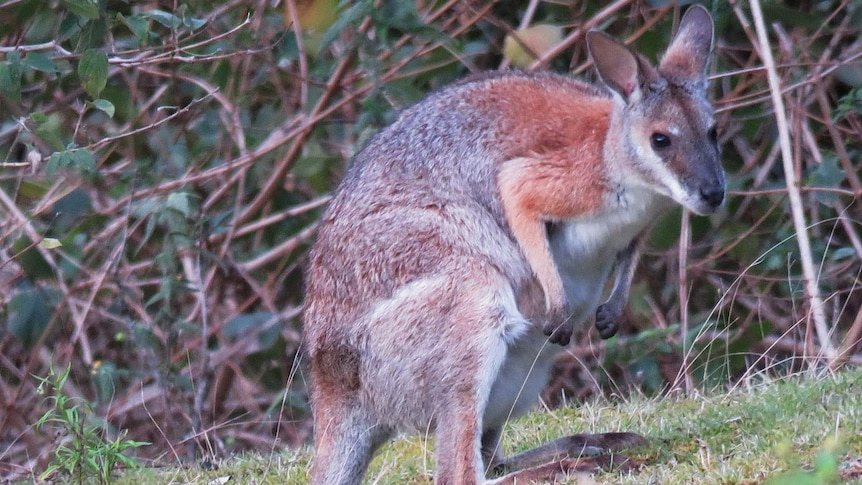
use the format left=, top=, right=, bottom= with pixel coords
left=1, top=0, right=861, bottom=481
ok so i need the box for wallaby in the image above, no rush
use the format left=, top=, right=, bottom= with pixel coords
left=303, top=5, right=723, bottom=484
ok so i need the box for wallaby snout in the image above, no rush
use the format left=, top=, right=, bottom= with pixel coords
left=699, top=182, right=725, bottom=212
left=677, top=123, right=725, bottom=214
left=693, top=157, right=726, bottom=213
left=676, top=135, right=725, bottom=215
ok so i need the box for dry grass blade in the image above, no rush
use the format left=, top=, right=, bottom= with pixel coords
left=747, top=0, right=834, bottom=361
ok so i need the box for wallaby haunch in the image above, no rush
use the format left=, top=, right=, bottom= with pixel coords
left=303, top=6, right=723, bottom=484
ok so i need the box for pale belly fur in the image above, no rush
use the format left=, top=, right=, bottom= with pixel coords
left=484, top=187, right=667, bottom=431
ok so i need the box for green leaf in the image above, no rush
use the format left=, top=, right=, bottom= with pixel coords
left=40, top=238, right=63, bottom=249
left=77, top=17, right=108, bottom=50
left=13, top=237, right=53, bottom=279
left=763, top=4, right=826, bottom=31
left=23, top=52, right=58, bottom=73
left=62, top=0, right=100, bottom=19
left=177, top=4, right=207, bottom=29
left=78, top=49, right=108, bottom=98
left=119, top=13, right=150, bottom=41
left=70, top=147, right=97, bottom=172
left=91, top=360, right=117, bottom=404
left=30, top=112, right=48, bottom=124
left=145, top=9, right=182, bottom=29
left=7, top=289, right=56, bottom=348
left=808, top=155, right=845, bottom=205
left=46, top=148, right=96, bottom=176
left=833, top=86, right=862, bottom=121
left=46, top=152, right=64, bottom=178
left=32, top=113, right=65, bottom=152
left=830, top=246, right=856, bottom=261
left=39, top=464, right=60, bottom=481
left=834, top=62, right=862, bottom=87
left=185, top=16, right=207, bottom=30
left=320, top=1, right=373, bottom=52
left=90, top=99, right=115, bottom=118
left=166, top=192, right=195, bottom=218
left=133, top=324, right=162, bottom=352
left=0, top=52, right=23, bottom=104
left=224, top=312, right=274, bottom=337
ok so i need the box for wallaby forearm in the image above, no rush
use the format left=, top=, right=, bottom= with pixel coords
left=595, top=236, right=643, bottom=339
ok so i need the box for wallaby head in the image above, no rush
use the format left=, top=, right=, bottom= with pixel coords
left=587, top=5, right=724, bottom=215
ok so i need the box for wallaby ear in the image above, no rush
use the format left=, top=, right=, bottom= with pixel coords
left=659, top=5, right=714, bottom=83
left=587, top=31, right=657, bottom=102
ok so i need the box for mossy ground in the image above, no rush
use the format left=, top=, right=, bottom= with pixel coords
left=35, top=369, right=862, bottom=484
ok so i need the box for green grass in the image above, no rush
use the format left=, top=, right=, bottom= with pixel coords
left=98, top=369, right=862, bottom=484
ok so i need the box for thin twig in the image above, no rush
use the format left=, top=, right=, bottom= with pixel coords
left=677, top=210, right=693, bottom=393
left=747, top=0, right=835, bottom=360
left=238, top=222, right=319, bottom=272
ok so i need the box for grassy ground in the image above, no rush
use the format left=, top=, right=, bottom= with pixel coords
left=42, top=368, right=862, bottom=484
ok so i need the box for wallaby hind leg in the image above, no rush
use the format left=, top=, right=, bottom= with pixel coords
left=308, top=404, right=391, bottom=485
left=435, top=410, right=486, bottom=485
left=434, top=344, right=510, bottom=484
left=488, top=432, right=647, bottom=484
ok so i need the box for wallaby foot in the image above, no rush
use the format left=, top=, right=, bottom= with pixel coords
left=594, top=302, right=622, bottom=340
left=491, top=432, right=647, bottom=483
left=491, top=453, right=641, bottom=484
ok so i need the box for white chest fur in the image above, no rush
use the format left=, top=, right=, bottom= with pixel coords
left=550, top=186, right=668, bottom=327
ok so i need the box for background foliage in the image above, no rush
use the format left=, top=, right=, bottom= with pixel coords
left=0, top=0, right=860, bottom=480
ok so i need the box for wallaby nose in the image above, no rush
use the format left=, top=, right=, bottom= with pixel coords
left=700, top=185, right=725, bottom=209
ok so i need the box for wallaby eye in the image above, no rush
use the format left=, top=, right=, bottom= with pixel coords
left=650, top=132, right=671, bottom=150
left=708, top=126, right=718, bottom=144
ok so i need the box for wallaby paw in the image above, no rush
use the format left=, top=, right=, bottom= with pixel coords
left=547, top=326, right=572, bottom=346
left=594, top=303, right=621, bottom=339
left=542, top=308, right=572, bottom=346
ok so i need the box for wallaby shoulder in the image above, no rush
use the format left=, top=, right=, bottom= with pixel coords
left=343, top=70, right=614, bottom=179
left=331, top=70, right=617, bottom=234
